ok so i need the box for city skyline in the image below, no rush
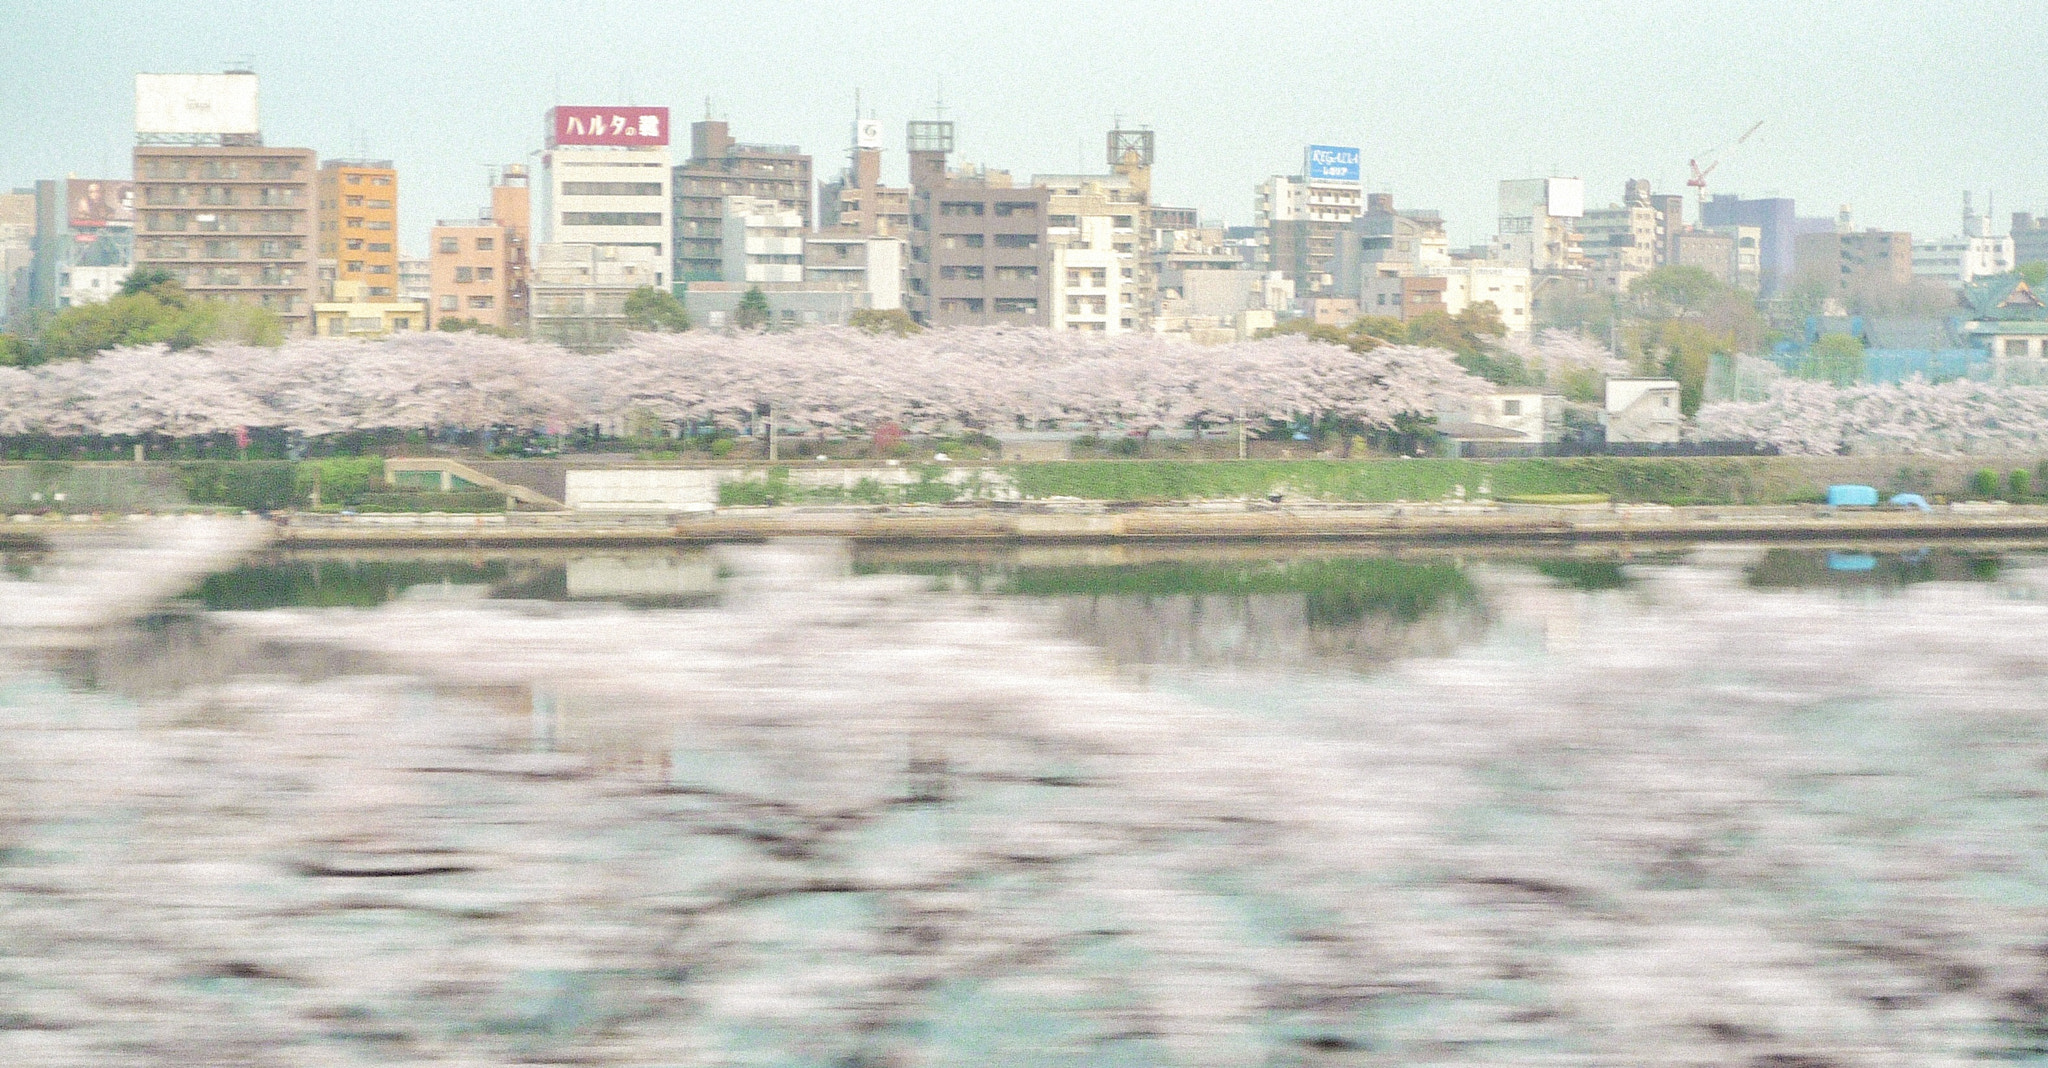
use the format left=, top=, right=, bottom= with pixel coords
left=4, top=0, right=2046, bottom=254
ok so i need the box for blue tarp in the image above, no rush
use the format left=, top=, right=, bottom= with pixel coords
left=1827, top=484, right=1880, bottom=507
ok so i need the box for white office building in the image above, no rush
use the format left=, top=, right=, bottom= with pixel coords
left=537, top=146, right=672, bottom=289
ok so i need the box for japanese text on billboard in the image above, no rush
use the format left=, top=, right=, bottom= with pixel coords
left=549, top=107, right=670, bottom=147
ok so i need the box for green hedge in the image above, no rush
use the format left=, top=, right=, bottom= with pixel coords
left=177, top=461, right=298, bottom=511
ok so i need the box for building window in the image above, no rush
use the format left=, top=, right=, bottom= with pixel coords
left=475, top=237, right=494, bottom=251
left=345, top=195, right=364, bottom=207
left=994, top=234, right=1037, bottom=249
left=469, top=296, right=494, bottom=309
left=345, top=174, right=363, bottom=184
left=438, top=237, right=458, bottom=254
left=367, top=242, right=390, bottom=253
left=994, top=202, right=1037, bottom=217
left=345, top=217, right=364, bottom=228
left=368, top=286, right=392, bottom=297
left=1502, top=399, right=1522, bottom=416
left=560, top=212, right=662, bottom=226
left=455, top=267, right=473, bottom=283
left=560, top=181, right=662, bottom=196
left=369, top=264, right=392, bottom=274
left=439, top=295, right=458, bottom=311
left=366, top=199, right=391, bottom=209
left=345, top=238, right=363, bottom=250
left=476, top=267, right=494, bottom=281
left=371, top=176, right=391, bottom=186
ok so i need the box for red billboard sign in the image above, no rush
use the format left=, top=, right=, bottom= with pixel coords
left=68, top=179, right=135, bottom=229
left=548, top=106, right=670, bottom=148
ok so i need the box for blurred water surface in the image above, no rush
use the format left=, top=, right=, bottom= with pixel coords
left=5, top=538, right=2048, bottom=1066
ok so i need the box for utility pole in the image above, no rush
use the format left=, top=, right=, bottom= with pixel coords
left=767, top=403, right=777, bottom=462
left=1237, top=405, right=1247, bottom=460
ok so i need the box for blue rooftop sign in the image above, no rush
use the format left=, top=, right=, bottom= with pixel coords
left=1305, top=145, right=1361, bottom=183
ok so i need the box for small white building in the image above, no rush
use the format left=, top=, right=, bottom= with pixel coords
left=1436, top=391, right=1564, bottom=456
left=1603, top=378, right=1683, bottom=444
left=59, top=265, right=130, bottom=306
left=1048, top=215, right=1125, bottom=333
left=1912, top=234, right=2013, bottom=287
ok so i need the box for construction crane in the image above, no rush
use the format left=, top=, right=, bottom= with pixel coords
left=1687, top=120, right=1764, bottom=206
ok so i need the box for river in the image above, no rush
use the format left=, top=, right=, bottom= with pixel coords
left=3, top=537, right=2046, bottom=1066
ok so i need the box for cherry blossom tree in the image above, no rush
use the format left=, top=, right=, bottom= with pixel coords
left=0, top=328, right=1490, bottom=439
left=1696, top=375, right=2048, bottom=455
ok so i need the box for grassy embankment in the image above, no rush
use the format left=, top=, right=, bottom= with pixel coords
left=726, top=458, right=1849, bottom=508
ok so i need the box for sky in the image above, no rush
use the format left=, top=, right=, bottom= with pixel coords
left=4, top=0, right=2044, bottom=256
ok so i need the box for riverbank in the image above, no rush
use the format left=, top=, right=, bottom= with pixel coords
left=115, top=500, right=2048, bottom=549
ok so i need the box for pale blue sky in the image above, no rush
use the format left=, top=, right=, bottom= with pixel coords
left=4, top=0, right=2042, bottom=254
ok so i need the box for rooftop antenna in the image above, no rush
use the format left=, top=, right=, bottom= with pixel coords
left=704, top=96, right=713, bottom=120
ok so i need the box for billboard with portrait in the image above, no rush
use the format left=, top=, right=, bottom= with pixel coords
left=68, top=180, right=135, bottom=229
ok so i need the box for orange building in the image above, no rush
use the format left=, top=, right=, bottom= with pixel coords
left=317, top=159, right=399, bottom=301
left=429, top=165, right=529, bottom=330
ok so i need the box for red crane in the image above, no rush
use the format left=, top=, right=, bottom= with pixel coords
left=1687, top=120, right=1764, bottom=206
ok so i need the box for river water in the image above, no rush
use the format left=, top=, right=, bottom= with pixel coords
left=4, top=538, right=2048, bottom=1066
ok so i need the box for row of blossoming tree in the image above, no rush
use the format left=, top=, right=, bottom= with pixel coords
left=1693, top=357, right=2048, bottom=455
left=0, top=328, right=1491, bottom=440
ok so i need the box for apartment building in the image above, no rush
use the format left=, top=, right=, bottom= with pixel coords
left=2015, top=213, right=2048, bottom=268
left=1360, top=263, right=1532, bottom=334
left=316, top=159, right=398, bottom=301
left=1913, top=196, right=2012, bottom=287
left=904, top=120, right=1050, bottom=327
left=673, top=120, right=811, bottom=283
left=133, top=145, right=319, bottom=333
left=429, top=165, right=531, bottom=329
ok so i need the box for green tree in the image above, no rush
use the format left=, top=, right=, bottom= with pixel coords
left=118, top=267, right=187, bottom=305
left=2019, top=262, right=2048, bottom=288
left=622, top=286, right=692, bottom=332
left=0, top=332, right=29, bottom=366
left=1628, top=265, right=1723, bottom=320
left=1801, top=332, right=1866, bottom=388
left=26, top=291, right=284, bottom=363
left=849, top=308, right=921, bottom=336
left=732, top=286, right=772, bottom=331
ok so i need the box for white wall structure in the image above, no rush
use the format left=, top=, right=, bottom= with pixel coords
left=537, top=147, right=672, bottom=289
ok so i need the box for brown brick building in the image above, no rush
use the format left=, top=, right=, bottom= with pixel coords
left=133, top=145, right=319, bottom=334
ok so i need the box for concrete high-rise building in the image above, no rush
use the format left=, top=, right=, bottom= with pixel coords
left=317, top=160, right=398, bottom=301
left=430, top=165, right=530, bottom=330
left=538, top=106, right=672, bottom=290
left=672, top=120, right=811, bottom=284
left=905, top=120, right=1051, bottom=328
left=130, top=72, right=317, bottom=333
left=133, top=145, right=318, bottom=333
left=1795, top=228, right=1915, bottom=295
